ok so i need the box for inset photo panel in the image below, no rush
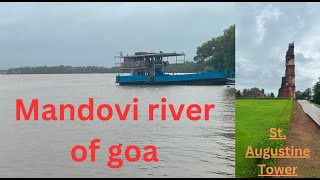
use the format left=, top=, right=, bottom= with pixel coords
left=236, top=2, right=320, bottom=178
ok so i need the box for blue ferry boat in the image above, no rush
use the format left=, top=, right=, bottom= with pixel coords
left=114, top=51, right=234, bottom=85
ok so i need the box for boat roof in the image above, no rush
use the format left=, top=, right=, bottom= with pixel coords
left=115, top=52, right=185, bottom=58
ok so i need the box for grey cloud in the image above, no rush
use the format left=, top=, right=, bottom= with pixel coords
left=0, top=2, right=235, bottom=69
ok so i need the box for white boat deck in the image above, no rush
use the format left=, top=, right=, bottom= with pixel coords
left=298, top=100, right=320, bottom=126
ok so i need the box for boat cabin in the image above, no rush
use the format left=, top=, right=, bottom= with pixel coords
left=114, top=51, right=185, bottom=77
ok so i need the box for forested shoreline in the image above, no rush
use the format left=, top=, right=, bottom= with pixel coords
left=4, top=61, right=206, bottom=74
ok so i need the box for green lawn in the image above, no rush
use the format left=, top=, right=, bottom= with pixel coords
left=236, top=98, right=293, bottom=178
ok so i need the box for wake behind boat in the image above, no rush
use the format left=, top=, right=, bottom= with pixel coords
left=114, top=51, right=235, bottom=85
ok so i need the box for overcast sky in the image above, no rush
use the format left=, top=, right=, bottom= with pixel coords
left=236, top=2, right=320, bottom=95
left=0, top=2, right=235, bottom=69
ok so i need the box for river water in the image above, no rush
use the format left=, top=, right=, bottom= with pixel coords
left=0, top=74, right=235, bottom=178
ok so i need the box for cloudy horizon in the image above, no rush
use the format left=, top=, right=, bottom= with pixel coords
left=236, top=2, right=320, bottom=95
left=0, top=2, right=235, bottom=69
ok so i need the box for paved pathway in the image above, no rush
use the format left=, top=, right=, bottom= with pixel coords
left=298, top=100, right=320, bottom=126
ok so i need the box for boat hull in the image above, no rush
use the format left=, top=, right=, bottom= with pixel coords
left=116, top=72, right=232, bottom=85
left=118, top=78, right=227, bottom=85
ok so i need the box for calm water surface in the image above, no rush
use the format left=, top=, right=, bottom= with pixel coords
left=0, top=74, right=234, bottom=178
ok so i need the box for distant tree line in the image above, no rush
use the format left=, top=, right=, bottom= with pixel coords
left=5, top=62, right=207, bottom=75
left=264, top=92, right=275, bottom=98
left=236, top=78, right=320, bottom=105
left=296, top=88, right=312, bottom=101
left=6, top=65, right=118, bottom=74
left=296, top=77, right=320, bottom=105
left=236, top=87, right=275, bottom=98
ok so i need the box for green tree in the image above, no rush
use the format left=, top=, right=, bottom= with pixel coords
left=270, top=92, right=275, bottom=98
left=236, top=90, right=241, bottom=97
left=296, top=88, right=313, bottom=100
left=242, top=89, right=249, bottom=97
left=296, top=91, right=303, bottom=100
left=313, top=77, right=320, bottom=104
left=303, top=88, right=312, bottom=100
left=241, top=87, right=264, bottom=97
left=193, top=25, right=235, bottom=72
left=250, top=87, right=261, bottom=96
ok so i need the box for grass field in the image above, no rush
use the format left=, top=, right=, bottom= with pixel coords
left=235, top=98, right=293, bottom=178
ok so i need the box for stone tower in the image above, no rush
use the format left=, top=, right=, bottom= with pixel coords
left=278, top=42, right=295, bottom=98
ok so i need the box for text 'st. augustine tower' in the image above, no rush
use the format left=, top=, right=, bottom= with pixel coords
left=278, top=42, right=295, bottom=98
